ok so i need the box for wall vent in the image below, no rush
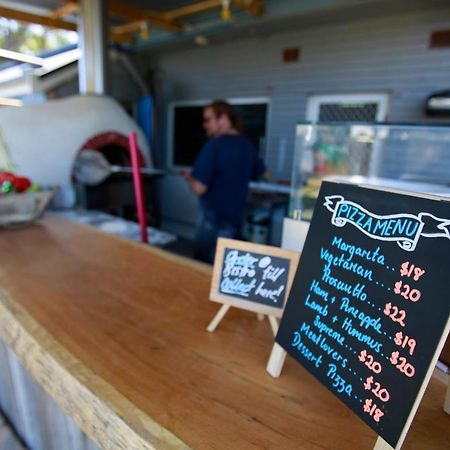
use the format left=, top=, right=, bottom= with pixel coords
left=282, top=47, right=300, bottom=63
left=429, top=29, right=450, bottom=48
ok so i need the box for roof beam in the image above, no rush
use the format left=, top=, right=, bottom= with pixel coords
left=0, top=5, right=77, bottom=31
left=50, top=3, right=79, bottom=19
left=163, top=0, right=264, bottom=21
left=0, top=0, right=264, bottom=43
left=162, top=0, right=221, bottom=21
left=233, top=0, right=263, bottom=16
left=110, top=30, right=134, bottom=43
left=107, top=1, right=182, bottom=33
left=112, top=20, right=145, bottom=36
left=55, top=0, right=181, bottom=33
left=0, top=5, right=132, bottom=44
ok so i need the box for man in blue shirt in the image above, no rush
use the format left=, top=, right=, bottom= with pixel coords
left=185, top=100, right=268, bottom=263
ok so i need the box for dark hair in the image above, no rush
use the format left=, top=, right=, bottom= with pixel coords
left=207, top=99, right=243, bottom=132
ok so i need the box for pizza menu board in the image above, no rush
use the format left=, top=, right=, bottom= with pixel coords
left=210, top=238, right=299, bottom=318
left=276, top=181, right=450, bottom=448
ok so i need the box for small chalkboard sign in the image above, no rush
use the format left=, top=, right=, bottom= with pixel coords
left=275, top=181, right=450, bottom=449
left=208, top=238, right=299, bottom=332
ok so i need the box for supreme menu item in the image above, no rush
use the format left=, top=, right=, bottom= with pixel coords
left=276, top=181, right=450, bottom=448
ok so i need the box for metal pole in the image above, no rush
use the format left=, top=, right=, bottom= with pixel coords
left=78, top=0, right=108, bottom=95
left=129, top=132, right=149, bottom=244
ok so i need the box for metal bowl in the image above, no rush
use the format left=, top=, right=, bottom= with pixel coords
left=0, top=189, right=56, bottom=228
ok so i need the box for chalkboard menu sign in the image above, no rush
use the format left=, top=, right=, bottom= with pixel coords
left=276, top=181, right=450, bottom=449
left=210, top=238, right=299, bottom=318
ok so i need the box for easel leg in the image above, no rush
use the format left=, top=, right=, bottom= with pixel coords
left=266, top=342, right=287, bottom=378
left=268, top=316, right=279, bottom=337
left=207, top=305, right=230, bottom=332
left=444, top=379, right=450, bottom=415
left=373, top=437, right=394, bottom=450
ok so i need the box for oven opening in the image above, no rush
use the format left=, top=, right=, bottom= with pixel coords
left=74, top=131, right=160, bottom=227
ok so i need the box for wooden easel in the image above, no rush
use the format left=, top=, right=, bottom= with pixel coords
left=266, top=342, right=287, bottom=378
left=207, top=306, right=279, bottom=336
left=373, top=438, right=393, bottom=450
left=207, top=238, right=299, bottom=336
left=206, top=304, right=230, bottom=332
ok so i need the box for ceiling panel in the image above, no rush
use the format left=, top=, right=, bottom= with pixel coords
left=1, top=0, right=446, bottom=51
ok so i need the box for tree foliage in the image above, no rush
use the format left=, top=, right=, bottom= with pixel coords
left=0, top=18, right=77, bottom=55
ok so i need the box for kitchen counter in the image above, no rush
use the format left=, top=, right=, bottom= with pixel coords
left=0, top=217, right=448, bottom=449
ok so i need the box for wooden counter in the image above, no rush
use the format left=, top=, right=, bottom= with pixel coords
left=0, top=217, right=448, bottom=449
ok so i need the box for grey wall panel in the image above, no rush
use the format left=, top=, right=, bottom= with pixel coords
left=142, top=4, right=450, bottom=234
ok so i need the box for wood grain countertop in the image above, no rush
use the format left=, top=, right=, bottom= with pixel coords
left=0, top=217, right=448, bottom=449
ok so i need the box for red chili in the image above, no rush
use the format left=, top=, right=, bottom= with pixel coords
left=12, top=177, right=32, bottom=193
left=0, top=171, right=16, bottom=184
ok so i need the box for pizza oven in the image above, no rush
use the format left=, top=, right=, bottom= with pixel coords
left=75, top=131, right=160, bottom=226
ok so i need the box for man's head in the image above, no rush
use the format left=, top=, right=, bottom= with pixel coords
left=203, top=100, right=237, bottom=137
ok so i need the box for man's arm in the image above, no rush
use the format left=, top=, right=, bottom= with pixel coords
left=183, top=171, right=207, bottom=196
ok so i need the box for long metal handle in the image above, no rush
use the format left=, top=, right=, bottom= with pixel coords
left=110, top=166, right=180, bottom=176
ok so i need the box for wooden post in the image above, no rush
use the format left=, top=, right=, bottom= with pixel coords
left=373, top=437, right=394, bottom=450
left=268, top=316, right=278, bottom=337
left=206, top=305, right=230, bottom=332
left=445, top=381, right=450, bottom=415
left=266, top=342, right=287, bottom=378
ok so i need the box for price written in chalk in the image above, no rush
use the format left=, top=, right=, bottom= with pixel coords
left=394, top=332, right=416, bottom=355
left=394, top=281, right=421, bottom=302
left=383, top=302, right=406, bottom=327
left=400, top=261, right=425, bottom=281
left=358, top=350, right=383, bottom=374
left=363, top=398, right=384, bottom=423
left=364, top=376, right=390, bottom=402
left=390, top=351, right=415, bottom=378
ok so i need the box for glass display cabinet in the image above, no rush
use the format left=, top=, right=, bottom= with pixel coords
left=290, top=122, right=450, bottom=219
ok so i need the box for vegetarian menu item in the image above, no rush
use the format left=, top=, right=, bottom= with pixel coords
left=276, top=181, right=450, bottom=448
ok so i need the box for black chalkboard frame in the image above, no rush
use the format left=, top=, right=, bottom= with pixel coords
left=273, top=180, right=450, bottom=450
left=210, top=238, right=300, bottom=318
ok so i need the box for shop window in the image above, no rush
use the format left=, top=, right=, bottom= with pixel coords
left=306, top=93, right=389, bottom=122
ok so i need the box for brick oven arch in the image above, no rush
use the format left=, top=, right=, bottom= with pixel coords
left=78, top=131, right=145, bottom=167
